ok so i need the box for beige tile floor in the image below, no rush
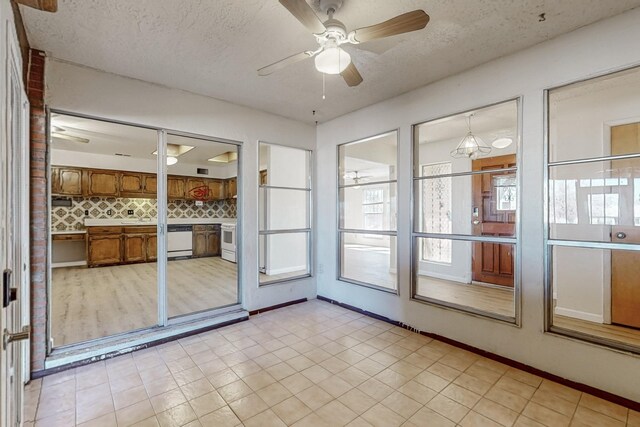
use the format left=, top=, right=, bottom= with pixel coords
left=25, top=300, right=639, bottom=427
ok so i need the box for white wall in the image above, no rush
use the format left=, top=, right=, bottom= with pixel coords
left=316, top=8, right=640, bottom=401
left=45, top=59, right=316, bottom=311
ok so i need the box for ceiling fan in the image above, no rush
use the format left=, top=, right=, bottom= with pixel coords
left=344, top=170, right=372, bottom=185
left=15, top=0, right=57, bottom=12
left=258, top=0, right=430, bottom=87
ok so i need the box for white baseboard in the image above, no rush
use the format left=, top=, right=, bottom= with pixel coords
left=267, top=265, right=307, bottom=275
left=554, top=306, right=603, bottom=323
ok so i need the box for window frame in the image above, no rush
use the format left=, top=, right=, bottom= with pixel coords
left=544, top=66, right=640, bottom=354
left=258, top=141, right=313, bottom=287
left=336, top=129, right=400, bottom=294
left=410, top=98, right=523, bottom=325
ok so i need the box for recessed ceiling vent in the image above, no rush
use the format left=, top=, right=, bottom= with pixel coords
left=197, top=168, right=209, bottom=175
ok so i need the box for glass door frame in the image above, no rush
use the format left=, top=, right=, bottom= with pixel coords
left=45, top=109, right=243, bottom=354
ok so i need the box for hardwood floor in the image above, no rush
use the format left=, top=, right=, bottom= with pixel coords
left=554, top=315, right=640, bottom=348
left=417, top=277, right=515, bottom=317
left=52, top=257, right=238, bottom=347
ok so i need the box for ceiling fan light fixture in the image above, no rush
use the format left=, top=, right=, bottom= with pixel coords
left=315, top=46, right=351, bottom=74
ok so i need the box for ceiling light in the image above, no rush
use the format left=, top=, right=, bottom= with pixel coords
left=152, top=143, right=195, bottom=157
left=166, top=156, right=178, bottom=166
left=315, top=46, right=351, bottom=75
left=492, top=137, right=513, bottom=149
left=208, top=151, right=238, bottom=163
left=450, top=114, right=491, bottom=160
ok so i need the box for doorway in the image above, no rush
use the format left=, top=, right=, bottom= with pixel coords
left=610, top=122, right=640, bottom=329
left=48, top=113, right=241, bottom=350
left=472, top=154, right=516, bottom=287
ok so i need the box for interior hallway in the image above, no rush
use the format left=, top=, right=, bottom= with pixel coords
left=25, top=300, right=639, bottom=426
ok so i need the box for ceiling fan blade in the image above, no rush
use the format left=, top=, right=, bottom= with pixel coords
left=279, top=0, right=326, bottom=34
left=15, top=0, right=57, bottom=12
left=258, top=51, right=315, bottom=76
left=52, top=133, right=90, bottom=144
left=341, top=62, right=363, bottom=87
left=349, top=10, right=429, bottom=43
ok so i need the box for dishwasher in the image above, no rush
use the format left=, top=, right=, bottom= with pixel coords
left=167, top=225, right=193, bottom=259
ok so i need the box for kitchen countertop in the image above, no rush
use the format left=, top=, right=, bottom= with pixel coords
left=51, top=230, right=87, bottom=235
left=84, top=218, right=236, bottom=227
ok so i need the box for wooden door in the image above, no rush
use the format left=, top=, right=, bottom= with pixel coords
left=167, top=176, right=185, bottom=199
left=88, top=235, right=122, bottom=266
left=123, top=234, right=146, bottom=263
left=207, top=180, right=225, bottom=200
left=84, top=170, right=120, bottom=197
left=120, top=172, right=144, bottom=196
left=143, top=175, right=157, bottom=198
left=146, top=234, right=157, bottom=261
left=226, top=177, right=237, bottom=199
left=207, top=231, right=221, bottom=256
left=52, top=166, right=83, bottom=196
left=472, top=154, right=516, bottom=287
left=611, top=122, right=640, bottom=328
left=193, top=232, right=207, bottom=257
left=186, top=178, right=208, bottom=200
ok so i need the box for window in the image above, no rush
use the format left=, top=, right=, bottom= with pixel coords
left=362, top=188, right=384, bottom=230
left=421, top=163, right=452, bottom=263
left=547, top=65, right=640, bottom=353
left=412, top=99, right=520, bottom=322
left=258, top=142, right=312, bottom=285
left=338, top=131, right=398, bottom=292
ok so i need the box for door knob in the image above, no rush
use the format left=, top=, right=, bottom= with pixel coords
left=3, top=325, right=30, bottom=350
left=615, top=232, right=627, bottom=239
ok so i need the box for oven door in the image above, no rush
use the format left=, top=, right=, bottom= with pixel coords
left=221, top=227, right=235, bottom=251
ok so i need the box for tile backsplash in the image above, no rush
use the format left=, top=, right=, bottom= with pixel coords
left=52, top=197, right=237, bottom=231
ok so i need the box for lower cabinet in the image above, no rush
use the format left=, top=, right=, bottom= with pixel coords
left=88, top=226, right=158, bottom=267
left=193, top=225, right=221, bottom=257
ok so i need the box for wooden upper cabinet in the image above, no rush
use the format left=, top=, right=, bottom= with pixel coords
left=167, top=176, right=186, bottom=199
left=84, top=170, right=120, bottom=197
left=207, top=180, right=225, bottom=201
left=120, top=172, right=144, bottom=195
left=52, top=167, right=83, bottom=196
left=143, top=175, right=157, bottom=197
left=226, top=177, right=237, bottom=199
left=186, top=178, right=208, bottom=200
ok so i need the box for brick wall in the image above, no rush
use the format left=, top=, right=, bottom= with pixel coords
left=27, top=49, right=47, bottom=372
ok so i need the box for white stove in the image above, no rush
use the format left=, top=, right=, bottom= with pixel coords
left=221, top=223, right=236, bottom=263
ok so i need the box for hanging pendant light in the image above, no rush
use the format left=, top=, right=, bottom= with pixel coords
left=450, top=114, right=491, bottom=159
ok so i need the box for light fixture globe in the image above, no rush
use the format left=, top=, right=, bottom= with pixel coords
left=492, top=137, right=513, bottom=149
left=315, top=46, right=351, bottom=74
left=450, top=114, right=492, bottom=159
left=166, top=156, right=178, bottom=166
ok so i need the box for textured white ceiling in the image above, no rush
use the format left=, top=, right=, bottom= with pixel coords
left=21, top=0, right=640, bottom=124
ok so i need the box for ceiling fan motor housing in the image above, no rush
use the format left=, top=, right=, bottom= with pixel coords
left=319, top=0, right=343, bottom=15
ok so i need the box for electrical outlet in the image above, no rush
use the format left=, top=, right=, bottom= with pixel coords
left=127, top=209, right=134, bottom=215
left=195, top=200, right=204, bottom=207
left=107, top=209, right=113, bottom=216
left=318, top=264, right=324, bottom=274
left=84, top=210, right=89, bottom=216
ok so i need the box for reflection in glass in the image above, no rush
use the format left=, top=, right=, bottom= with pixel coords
left=259, top=232, right=310, bottom=284
left=338, top=132, right=397, bottom=186
left=549, top=158, right=640, bottom=242
left=166, top=134, right=238, bottom=318
left=551, top=245, right=640, bottom=348
left=415, top=238, right=515, bottom=318
left=340, top=232, right=397, bottom=291
left=260, top=188, right=309, bottom=231
left=339, top=183, right=396, bottom=231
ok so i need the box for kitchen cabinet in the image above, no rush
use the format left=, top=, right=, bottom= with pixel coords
left=88, top=234, right=122, bottom=266
left=193, top=224, right=221, bottom=257
left=259, top=170, right=267, bottom=186
left=167, top=176, right=186, bottom=199
left=207, top=180, right=225, bottom=201
left=120, top=172, right=144, bottom=196
left=84, top=170, right=120, bottom=197
left=87, top=226, right=157, bottom=267
left=52, top=167, right=83, bottom=196
left=226, top=177, right=237, bottom=199
left=186, top=178, right=208, bottom=200
left=143, top=175, right=157, bottom=197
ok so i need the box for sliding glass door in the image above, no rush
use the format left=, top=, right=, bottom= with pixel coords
left=48, top=112, right=241, bottom=350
